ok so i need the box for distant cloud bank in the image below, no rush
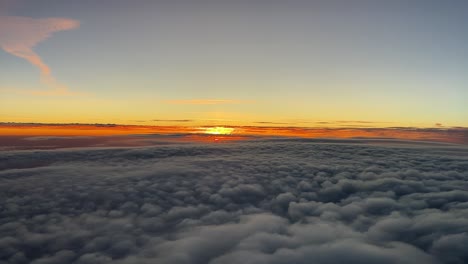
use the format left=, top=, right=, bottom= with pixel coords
left=1, top=140, right=468, bottom=263
left=1, top=123, right=467, bottom=147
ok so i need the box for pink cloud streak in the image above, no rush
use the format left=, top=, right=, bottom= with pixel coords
left=0, top=16, right=79, bottom=95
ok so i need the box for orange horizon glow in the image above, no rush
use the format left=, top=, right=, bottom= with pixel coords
left=0, top=123, right=466, bottom=145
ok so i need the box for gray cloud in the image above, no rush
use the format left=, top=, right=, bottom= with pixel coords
left=0, top=139, right=468, bottom=263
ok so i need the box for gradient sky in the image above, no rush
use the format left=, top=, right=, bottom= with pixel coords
left=1, top=0, right=467, bottom=127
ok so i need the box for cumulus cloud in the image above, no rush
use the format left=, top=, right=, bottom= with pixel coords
left=0, top=16, right=79, bottom=95
left=0, top=139, right=468, bottom=263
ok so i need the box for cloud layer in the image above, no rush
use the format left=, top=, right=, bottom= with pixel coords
left=0, top=16, right=79, bottom=95
left=1, top=140, right=468, bottom=263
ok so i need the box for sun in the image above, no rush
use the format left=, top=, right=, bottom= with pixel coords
left=204, top=127, right=234, bottom=135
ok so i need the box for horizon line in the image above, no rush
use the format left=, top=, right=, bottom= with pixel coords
left=1, top=121, right=466, bottom=130
left=1, top=122, right=467, bottom=145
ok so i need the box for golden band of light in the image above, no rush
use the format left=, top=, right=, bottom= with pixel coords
left=203, top=127, right=235, bottom=135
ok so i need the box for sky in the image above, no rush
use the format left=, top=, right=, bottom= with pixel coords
left=1, top=0, right=467, bottom=127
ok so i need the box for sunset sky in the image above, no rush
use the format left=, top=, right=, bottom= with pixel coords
left=1, top=0, right=467, bottom=128
left=2, top=3, right=468, bottom=263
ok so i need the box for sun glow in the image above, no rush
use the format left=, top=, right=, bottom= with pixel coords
left=203, top=127, right=234, bottom=135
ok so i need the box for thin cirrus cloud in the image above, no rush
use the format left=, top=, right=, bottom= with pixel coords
left=0, top=16, right=79, bottom=95
left=164, top=99, right=252, bottom=105
left=152, top=119, right=193, bottom=122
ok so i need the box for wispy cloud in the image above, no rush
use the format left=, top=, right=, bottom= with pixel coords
left=153, top=119, right=193, bottom=122
left=0, top=16, right=79, bottom=95
left=164, top=99, right=251, bottom=105
left=254, top=121, right=295, bottom=125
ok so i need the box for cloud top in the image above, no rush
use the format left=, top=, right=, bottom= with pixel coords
left=0, top=140, right=467, bottom=263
